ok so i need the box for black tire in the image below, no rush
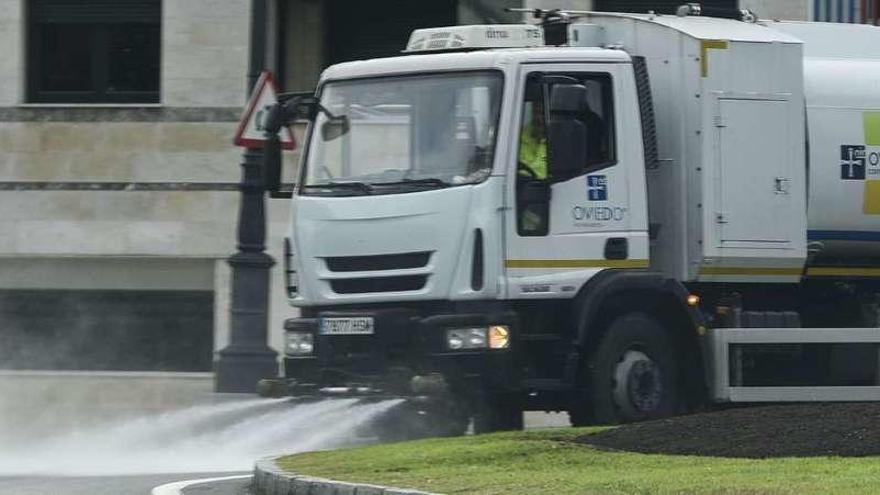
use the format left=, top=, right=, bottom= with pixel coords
left=574, top=312, right=681, bottom=425
left=472, top=394, right=524, bottom=434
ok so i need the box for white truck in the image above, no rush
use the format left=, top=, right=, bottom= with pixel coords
left=259, top=5, right=880, bottom=433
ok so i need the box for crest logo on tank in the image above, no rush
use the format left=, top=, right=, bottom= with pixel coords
left=840, top=145, right=866, bottom=180
left=838, top=112, right=880, bottom=214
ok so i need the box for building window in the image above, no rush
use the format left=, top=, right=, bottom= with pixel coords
left=28, top=0, right=161, bottom=104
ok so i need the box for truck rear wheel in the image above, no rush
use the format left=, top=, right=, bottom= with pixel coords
left=574, top=313, right=680, bottom=425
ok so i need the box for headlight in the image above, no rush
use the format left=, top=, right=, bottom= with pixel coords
left=488, top=325, right=510, bottom=349
left=285, top=331, right=314, bottom=356
left=445, top=325, right=510, bottom=350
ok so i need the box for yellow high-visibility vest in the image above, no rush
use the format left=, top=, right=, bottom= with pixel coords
left=519, top=128, right=547, bottom=179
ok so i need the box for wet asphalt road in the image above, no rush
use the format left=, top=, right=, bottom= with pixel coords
left=0, top=472, right=249, bottom=495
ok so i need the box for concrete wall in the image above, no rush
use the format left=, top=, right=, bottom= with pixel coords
left=0, top=0, right=22, bottom=106
left=524, top=0, right=593, bottom=14
left=742, top=0, right=810, bottom=20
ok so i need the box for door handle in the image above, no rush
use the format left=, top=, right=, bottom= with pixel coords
left=774, top=177, right=790, bottom=195
left=604, top=238, right=628, bottom=260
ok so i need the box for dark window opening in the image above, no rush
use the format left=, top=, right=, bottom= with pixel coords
left=28, top=0, right=161, bottom=103
left=0, top=290, right=213, bottom=372
left=324, top=0, right=456, bottom=66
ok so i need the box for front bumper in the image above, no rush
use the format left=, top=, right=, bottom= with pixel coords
left=281, top=306, right=519, bottom=399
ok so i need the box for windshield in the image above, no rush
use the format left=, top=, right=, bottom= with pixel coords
left=301, top=71, right=503, bottom=195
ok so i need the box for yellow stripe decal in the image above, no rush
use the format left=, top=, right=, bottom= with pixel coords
left=865, top=111, right=880, bottom=146
left=505, top=259, right=649, bottom=269
left=699, top=266, right=802, bottom=276
left=864, top=180, right=880, bottom=215
left=806, top=267, right=880, bottom=277
left=700, top=39, right=729, bottom=78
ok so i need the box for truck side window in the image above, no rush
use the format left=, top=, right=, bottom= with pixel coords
left=516, top=77, right=550, bottom=236
left=515, top=73, right=615, bottom=236
left=579, top=75, right=615, bottom=170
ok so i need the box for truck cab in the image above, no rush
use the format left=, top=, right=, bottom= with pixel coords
left=269, top=23, right=675, bottom=432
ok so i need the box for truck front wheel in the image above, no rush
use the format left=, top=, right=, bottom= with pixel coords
left=472, top=394, right=524, bottom=434
left=575, top=313, right=681, bottom=425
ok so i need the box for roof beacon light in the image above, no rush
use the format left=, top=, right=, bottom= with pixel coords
left=405, top=25, right=544, bottom=53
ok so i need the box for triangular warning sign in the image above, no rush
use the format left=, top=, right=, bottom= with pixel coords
left=234, top=71, right=296, bottom=150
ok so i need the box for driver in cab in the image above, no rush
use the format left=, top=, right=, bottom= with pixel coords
left=517, top=87, right=548, bottom=234
left=519, top=94, right=547, bottom=181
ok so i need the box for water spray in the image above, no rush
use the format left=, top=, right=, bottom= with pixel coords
left=0, top=397, right=403, bottom=476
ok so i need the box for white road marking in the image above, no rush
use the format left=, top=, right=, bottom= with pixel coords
left=151, top=475, right=252, bottom=495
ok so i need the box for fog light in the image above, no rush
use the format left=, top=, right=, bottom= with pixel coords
left=445, top=328, right=487, bottom=350
left=488, top=325, right=510, bottom=349
left=285, top=331, right=314, bottom=356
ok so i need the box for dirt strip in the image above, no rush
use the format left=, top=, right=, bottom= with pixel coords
left=579, top=403, right=880, bottom=458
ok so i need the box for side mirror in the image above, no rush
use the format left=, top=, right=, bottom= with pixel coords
left=262, top=103, right=285, bottom=195
left=547, top=83, right=588, bottom=180
left=320, top=115, right=350, bottom=141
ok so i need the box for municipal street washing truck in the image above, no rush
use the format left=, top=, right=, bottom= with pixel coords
left=258, top=5, right=880, bottom=432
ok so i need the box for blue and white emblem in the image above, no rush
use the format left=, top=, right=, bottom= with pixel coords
left=587, top=175, right=608, bottom=201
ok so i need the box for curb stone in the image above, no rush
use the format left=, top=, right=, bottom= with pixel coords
left=254, top=456, right=440, bottom=495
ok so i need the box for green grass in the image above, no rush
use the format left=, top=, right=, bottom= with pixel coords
left=276, top=428, right=880, bottom=494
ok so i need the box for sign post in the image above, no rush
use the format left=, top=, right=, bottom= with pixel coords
left=233, top=71, right=296, bottom=150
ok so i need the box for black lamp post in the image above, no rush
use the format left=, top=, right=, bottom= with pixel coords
left=215, top=0, right=279, bottom=392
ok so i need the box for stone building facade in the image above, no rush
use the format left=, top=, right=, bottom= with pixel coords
left=0, top=0, right=836, bottom=375
left=0, top=0, right=292, bottom=372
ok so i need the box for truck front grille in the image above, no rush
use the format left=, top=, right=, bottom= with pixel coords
left=325, top=252, right=431, bottom=272
left=330, top=275, right=427, bottom=294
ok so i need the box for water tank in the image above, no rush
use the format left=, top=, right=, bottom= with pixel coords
left=773, top=22, right=880, bottom=260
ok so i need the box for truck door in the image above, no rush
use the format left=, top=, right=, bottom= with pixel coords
left=505, top=64, right=649, bottom=298
left=715, top=97, right=795, bottom=246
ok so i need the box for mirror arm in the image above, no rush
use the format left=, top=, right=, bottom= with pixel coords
left=315, top=102, right=342, bottom=121
left=263, top=102, right=288, bottom=134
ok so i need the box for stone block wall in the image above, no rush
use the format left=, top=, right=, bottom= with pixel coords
left=741, top=0, right=810, bottom=20
left=0, top=0, right=22, bottom=106
left=162, top=0, right=249, bottom=107
left=0, top=0, right=302, bottom=368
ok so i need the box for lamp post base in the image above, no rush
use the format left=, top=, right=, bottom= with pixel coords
left=215, top=347, right=279, bottom=393
left=215, top=251, right=278, bottom=393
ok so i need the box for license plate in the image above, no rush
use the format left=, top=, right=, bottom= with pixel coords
left=320, top=317, right=375, bottom=335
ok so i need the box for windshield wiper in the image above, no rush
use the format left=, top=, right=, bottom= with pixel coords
left=374, top=178, right=450, bottom=188
left=302, top=181, right=373, bottom=194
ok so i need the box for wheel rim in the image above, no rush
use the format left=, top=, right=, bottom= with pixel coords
left=612, top=350, right=663, bottom=414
